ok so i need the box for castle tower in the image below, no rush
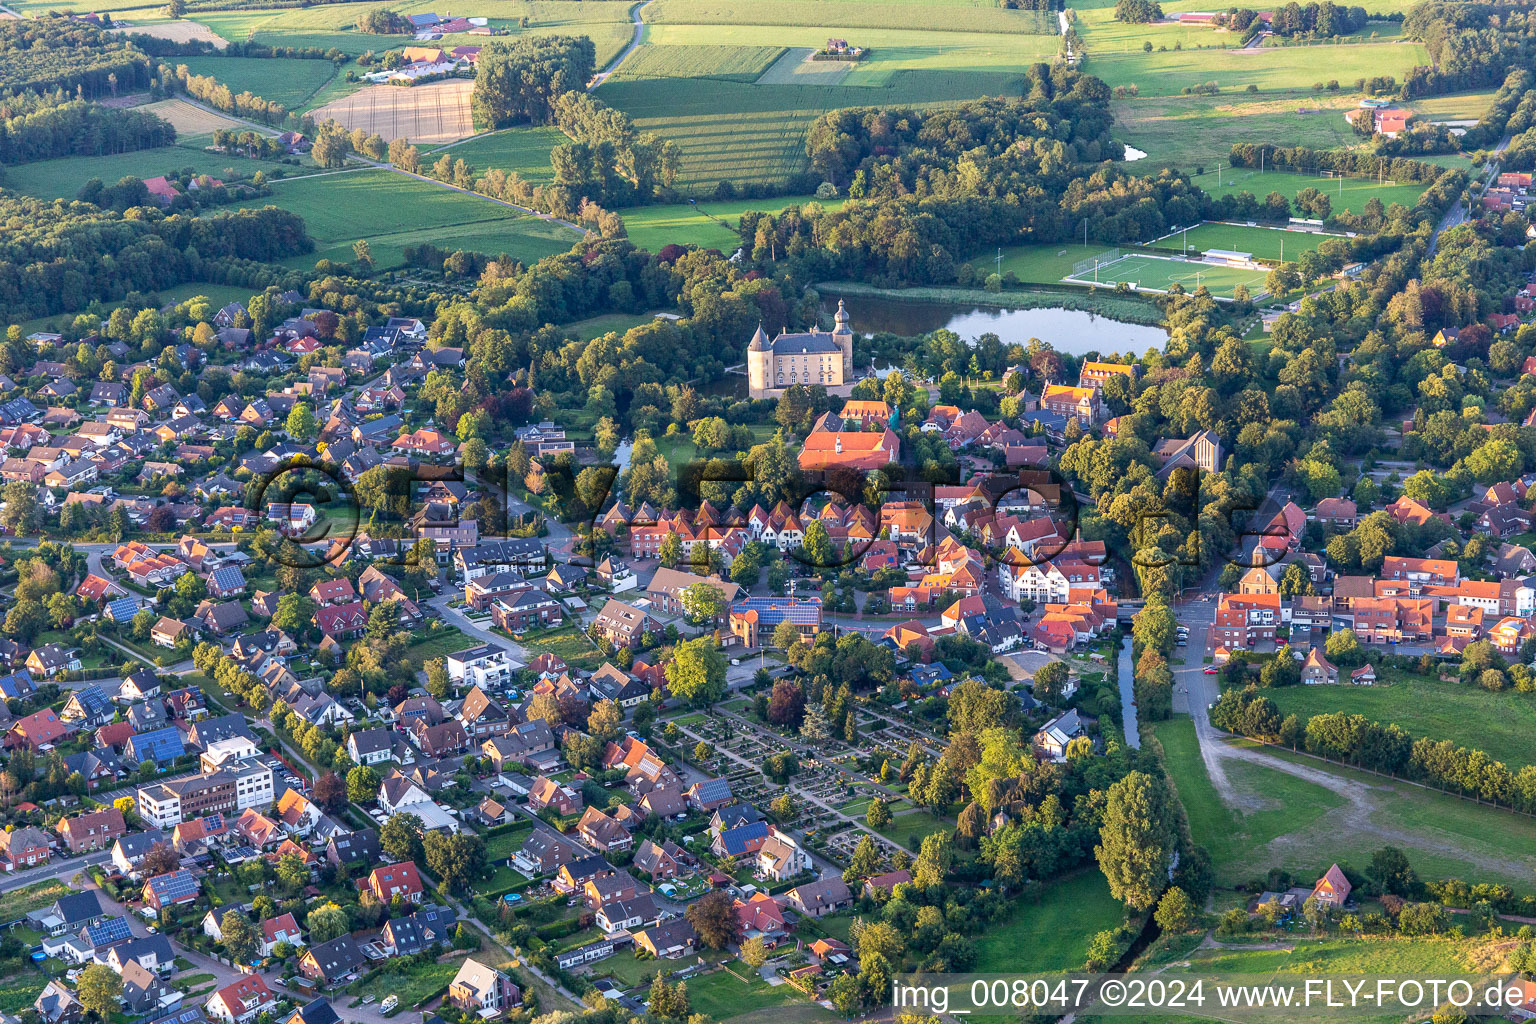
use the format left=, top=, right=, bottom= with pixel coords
left=747, top=322, right=771, bottom=398
left=832, top=298, right=853, bottom=380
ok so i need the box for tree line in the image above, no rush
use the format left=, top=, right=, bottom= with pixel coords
left=1213, top=686, right=1536, bottom=814
left=0, top=93, right=175, bottom=164
left=166, top=62, right=291, bottom=126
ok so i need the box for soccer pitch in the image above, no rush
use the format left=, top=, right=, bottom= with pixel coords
left=1065, top=253, right=1268, bottom=299
left=1157, top=222, right=1333, bottom=263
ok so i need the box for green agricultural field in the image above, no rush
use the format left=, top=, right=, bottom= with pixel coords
left=601, top=25, right=1047, bottom=191
left=646, top=0, right=1057, bottom=33
left=169, top=55, right=339, bottom=110
left=973, top=871, right=1127, bottom=972
left=1154, top=718, right=1536, bottom=889
left=174, top=0, right=638, bottom=63
left=618, top=193, right=847, bottom=251
left=231, top=168, right=579, bottom=268
left=424, top=126, right=567, bottom=182
left=0, top=144, right=298, bottom=202
left=1066, top=252, right=1269, bottom=298
left=1265, top=670, right=1536, bottom=772
left=1189, top=167, right=1429, bottom=216
left=1152, top=222, right=1332, bottom=262
left=1089, top=41, right=1430, bottom=98
left=610, top=44, right=788, bottom=83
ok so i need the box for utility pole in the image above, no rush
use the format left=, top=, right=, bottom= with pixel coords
left=996, top=247, right=1003, bottom=278
left=1182, top=225, right=1188, bottom=255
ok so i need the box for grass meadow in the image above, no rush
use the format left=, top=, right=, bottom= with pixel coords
left=617, top=193, right=847, bottom=251
left=1153, top=717, right=1536, bottom=890
left=171, top=55, right=340, bottom=110
left=1188, top=166, right=1430, bottom=215
left=1088, top=40, right=1431, bottom=97
left=425, top=126, right=569, bottom=181
left=1111, top=94, right=1363, bottom=169
left=231, top=168, right=580, bottom=268
left=973, top=870, right=1128, bottom=973
left=1264, top=670, right=1536, bottom=772
left=0, top=144, right=297, bottom=201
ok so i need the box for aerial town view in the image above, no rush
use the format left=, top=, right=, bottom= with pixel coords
left=0, top=0, right=1534, bottom=1020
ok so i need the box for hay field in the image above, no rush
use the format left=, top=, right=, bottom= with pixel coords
left=310, top=79, right=474, bottom=144
left=754, top=48, right=855, bottom=86
left=139, top=98, right=253, bottom=136
left=110, top=19, right=227, bottom=48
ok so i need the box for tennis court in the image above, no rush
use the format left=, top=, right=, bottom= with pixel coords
left=1064, top=253, right=1268, bottom=299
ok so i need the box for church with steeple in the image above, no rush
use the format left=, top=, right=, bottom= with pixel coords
left=746, top=299, right=854, bottom=398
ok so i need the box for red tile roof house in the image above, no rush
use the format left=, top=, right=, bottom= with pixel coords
left=0, top=826, right=50, bottom=870
left=205, top=975, right=277, bottom=1024
left=6, top=709, right=72, bottom=751
left=56, top=808, right=126, bottom=853
left=369, top=861, right=425, bottom=904
left=260, top=913, right=304, bottom=956
left=1311, top=863, right=1352, bottom=907
left=315, top=602, right=368, bottom=639
left=309, top=578, right=358, bottom=606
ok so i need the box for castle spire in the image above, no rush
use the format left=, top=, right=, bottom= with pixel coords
left=833, top=298, right=851, bottom=333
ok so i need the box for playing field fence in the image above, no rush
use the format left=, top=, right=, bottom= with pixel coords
left=1071, top=248, right=1120, bottom=276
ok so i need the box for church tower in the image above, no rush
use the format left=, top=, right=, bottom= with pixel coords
left=832, top=298, right=853, bottom=380
left=746, top=323, right=771, bottom=398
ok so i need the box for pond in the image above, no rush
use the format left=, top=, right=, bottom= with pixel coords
left=830, top=296, right=1169, bottom=355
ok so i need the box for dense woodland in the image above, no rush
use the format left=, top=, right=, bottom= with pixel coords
left=0, top=197, right=311, bottom=321
left=471, top=35, right=597, bottom=129
left=0, top=92, right=175, bottom=164
left=1402, top=1, right=1536, bottom=98
left=0, top=18, right=156, bottom=97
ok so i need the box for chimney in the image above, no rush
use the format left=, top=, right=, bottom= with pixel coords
left=834, top=436, right=842, bottom=453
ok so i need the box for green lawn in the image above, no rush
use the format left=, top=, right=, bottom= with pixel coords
left=1154, top=717, right=1536, bottom=890
left=0, top=143, right=298, bottom=202
left=404, top=626, right=472, bottom=668
left=229, top=168, right=581, bottom=268
left=424, top=127, right=569, bottom=183
left=1188, top=167, right=1429, bottom=216
left=871, top=799, right=951, bottom=851
left=1265, top=670, right=1536, bottom=772
left=563, top=310, right=675, bottom=341
left=170, top=55, right=339, bottom=110
left=619, top=194, right=847, bottom=252
left=684, top=967, right=810, bottom=1021
left=973, top=870, right=1127, bottom=972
